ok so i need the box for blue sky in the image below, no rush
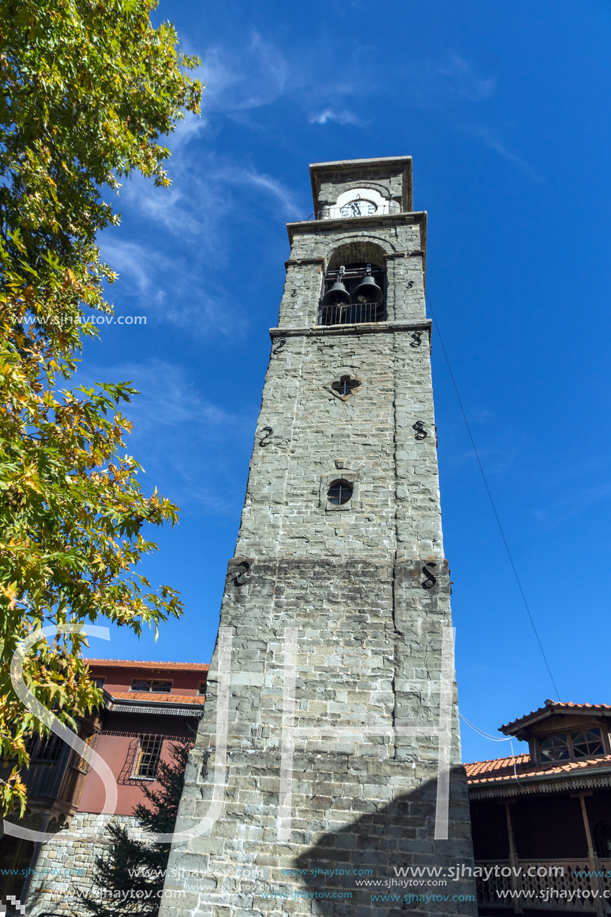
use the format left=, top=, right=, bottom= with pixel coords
left=80, top=0, right=611, bottom=763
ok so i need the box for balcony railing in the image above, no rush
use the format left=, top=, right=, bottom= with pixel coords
left=476, top=859, right=611, bottom=911
left=318, top=302, right=386, bottom=326
left=0, top=756, right=70, bottom=802
left=0, top=728, right=97, bottom=812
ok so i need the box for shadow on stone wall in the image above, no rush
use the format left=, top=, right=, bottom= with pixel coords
left=291, top=771, right=476, bottom=916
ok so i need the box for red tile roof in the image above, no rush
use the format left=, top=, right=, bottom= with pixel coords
left=84, top=658, right=209, bottom=672
left=107, top=691, right=205, bottom=706
left=466, top=752, right=611, bottom=785
left=501, top=701, right=611, bottom=733
left=466, top=753, right=531, bottom=782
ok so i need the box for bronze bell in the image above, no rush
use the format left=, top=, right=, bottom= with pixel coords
left=352, top=271, right=383, bottom=304
left=322, top=279, right=351, bottom=306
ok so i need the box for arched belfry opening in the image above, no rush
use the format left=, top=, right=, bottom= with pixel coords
left=326, top=240, right=387, bottom=271
left=320, top=241, right=387, bottom=326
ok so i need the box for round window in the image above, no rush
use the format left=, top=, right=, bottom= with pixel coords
left=327, top=479, right=353, bottom=505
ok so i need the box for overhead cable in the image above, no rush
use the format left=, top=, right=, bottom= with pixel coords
left=426, top=291, right=561, bottom=700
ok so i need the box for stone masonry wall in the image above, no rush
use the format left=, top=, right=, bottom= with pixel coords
left=159, top=161, right=476, bottom=917
left=22, top=813, right=141, bottom=915
left=313, top=159, right=408, bottom=211
left=158, top=557, right=474, bottom=917
left=237, top=325, right=441, bottom=560
left=279, top=220, right=424, bottom=327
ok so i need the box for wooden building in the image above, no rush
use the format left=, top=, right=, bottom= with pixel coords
left=467, top=701, right=611, bottom=916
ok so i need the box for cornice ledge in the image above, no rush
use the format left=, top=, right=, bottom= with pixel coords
left=469, top=768, right=611, bottom=800
left=269, top=319, right=432, bottom=339
left=105, top=702, right=204, bottom=717
left=286, top=211, right=427, bottom=243
left=284, top=257, right=325, bottom=268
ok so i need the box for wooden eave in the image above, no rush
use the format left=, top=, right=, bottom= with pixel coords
left=469, top=764, right=611, bottom=801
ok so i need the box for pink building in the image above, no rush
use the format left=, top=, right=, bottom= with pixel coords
left=79, top=658, right=208, bottom=815
left=0, top=658, right=208, bottom=912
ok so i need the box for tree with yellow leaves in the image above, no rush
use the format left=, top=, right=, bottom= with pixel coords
left=0, top=0, right=202, bottom=814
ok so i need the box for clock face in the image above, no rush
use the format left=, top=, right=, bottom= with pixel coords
left=340, top=197, right=377, bottom=218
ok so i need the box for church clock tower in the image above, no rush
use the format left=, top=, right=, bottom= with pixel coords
left=160, top=157, right=476, bottom=916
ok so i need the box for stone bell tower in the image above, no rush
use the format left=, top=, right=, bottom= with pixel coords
left=160, top=157, right=476, bottom=916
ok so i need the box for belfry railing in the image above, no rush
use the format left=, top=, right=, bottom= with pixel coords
left=317, top=302, right=386, bottom=326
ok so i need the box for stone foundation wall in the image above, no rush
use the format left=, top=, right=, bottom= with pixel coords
left=158, top=558, right=475, bottom=917
left=23, top=812, right=140, bottom=916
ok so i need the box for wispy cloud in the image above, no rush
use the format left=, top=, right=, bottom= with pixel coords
left=105, top=359, right=234, bottom=433
left=436, top=54, right=497, bottom=102
left=196, top=32, right=288, bottom=114
left=190, top=32, right=374, bottom=132
left=394, top=52, right=540, bottom=181
left=308, top=108, right=364, bottom=126
left=100, top=240, right=173, bottom=295
left=529, top=455, right=611, bottom=527
left=164, top=289, right=248, bottom=340
left=101, top=144, right=300, bottom=335
left=99, top=232, right=247, bottom=339
left=444, top=443, right=520, bottom=480
left=76, top=359, right=255, bottom=515
left=208, top=163, right=301, bottom=219
left=168, top=110, right=208, bottom=152
left=122, top=151, right=300, bottom=240
left=478, top=130, right=543, bottom=182
left=532, top=480, right=611, bottom=527
left=123, top=180, right=200, bottom=236
left=400, top=51, right=497, bottom=111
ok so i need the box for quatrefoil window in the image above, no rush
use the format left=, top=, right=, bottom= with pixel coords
left=331, top=375, right=360, bottom=398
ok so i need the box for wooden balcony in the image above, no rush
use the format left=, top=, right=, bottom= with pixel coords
left=476, top=859, right=611, bottom=913
left=0, top=721, right=99, bottom=822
